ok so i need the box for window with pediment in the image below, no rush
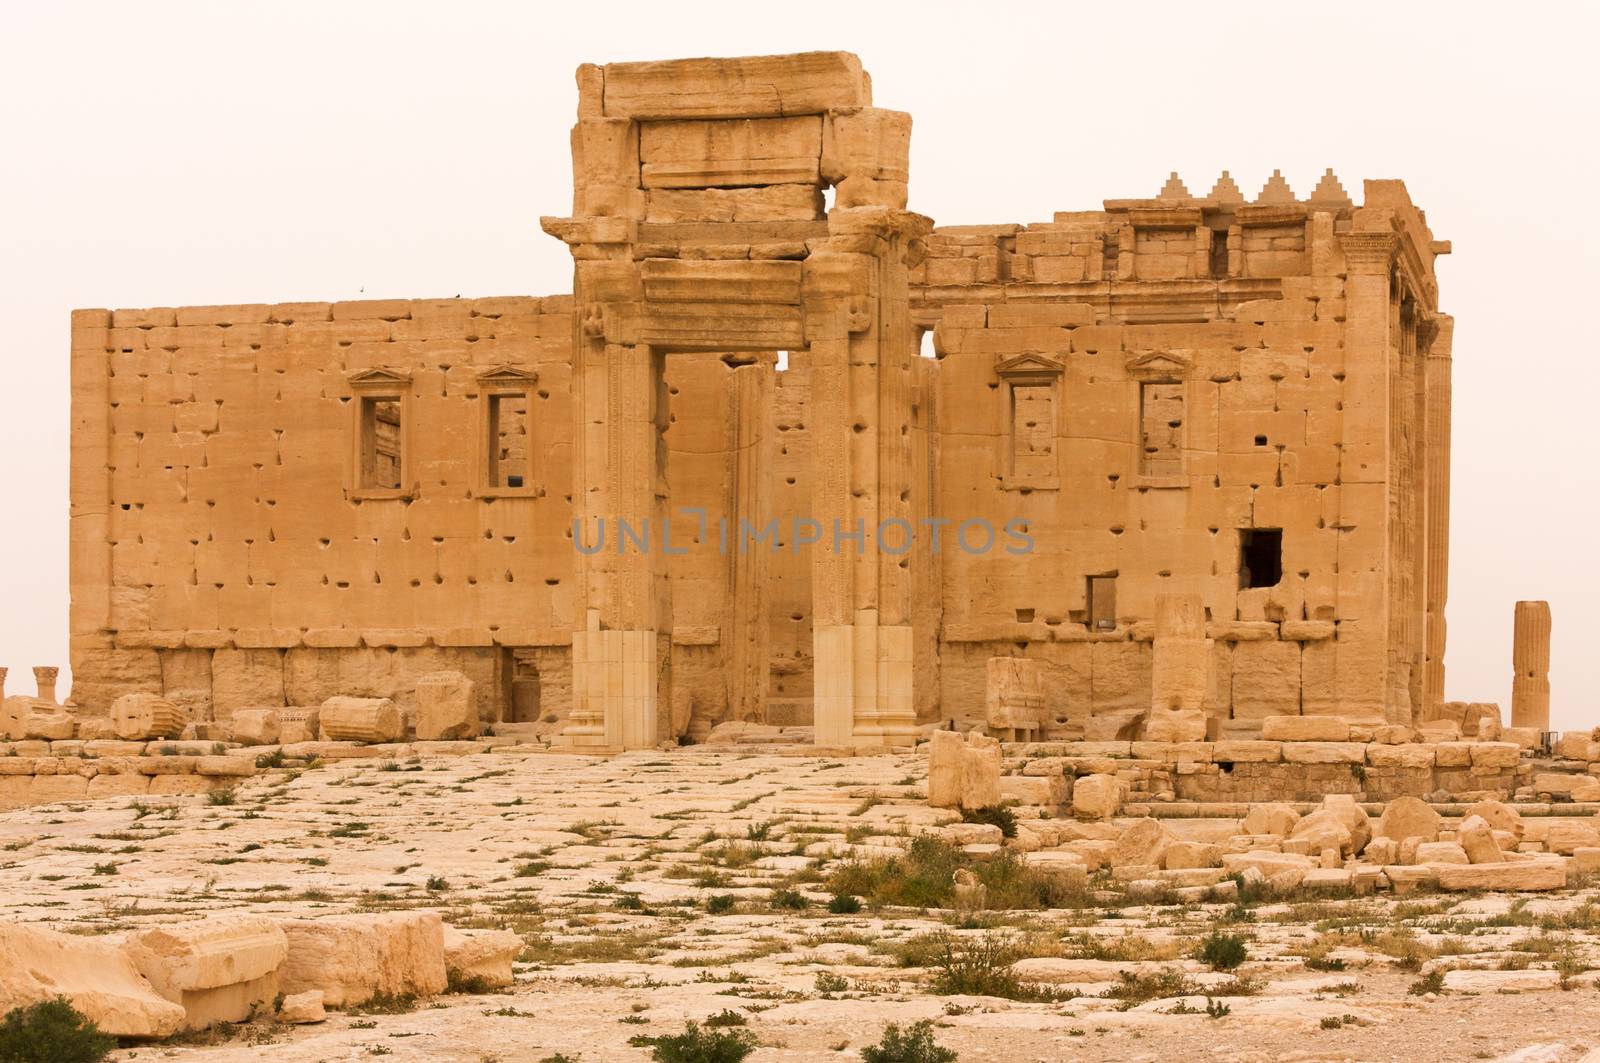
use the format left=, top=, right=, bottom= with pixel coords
left=347, top=367, right=412, bottom=498
left=478, top=365, right=540, bottom=495
left=995, top=353, right=1063, bottom=490
left=1127, top=351, right=1192, bottom=485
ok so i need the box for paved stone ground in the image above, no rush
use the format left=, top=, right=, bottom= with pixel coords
left=3, top=748, right=1600, bottom=1062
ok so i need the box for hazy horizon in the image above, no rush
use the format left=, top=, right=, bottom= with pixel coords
left=3, top=1, right=1595, bottom=730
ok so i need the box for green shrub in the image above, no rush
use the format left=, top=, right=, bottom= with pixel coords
left=959, top=805, right=1017, bottom=839
left=1197, top=931, right=1248, bottom=971
left=1408, top=969, right=1445, bottom=996
left=769, top=889, right=808, bottom=910
left=929, top=933, right=1073, bottom=1003
left=860, top=1019, right=958, bottom=1063
left=828, top=893, right=862, bottom=914
left=0, top=998, right=114, bottom=1063
left=702, top=1009, right=748, bottom=1028
left=827, top=838, right=1076, bottom=912
left=630, top=1021, right=757, bottom=1063
left=705, top=894, right=736, bottom=914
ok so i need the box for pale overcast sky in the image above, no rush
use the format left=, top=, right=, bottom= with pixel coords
left=2, top=1, right=1595, bottom=729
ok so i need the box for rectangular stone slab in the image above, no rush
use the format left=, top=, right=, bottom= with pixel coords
left=601, top=52, right=868, bottom=119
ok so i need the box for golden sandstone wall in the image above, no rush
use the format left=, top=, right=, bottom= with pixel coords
left=67, top=52, right=1453, bottom=743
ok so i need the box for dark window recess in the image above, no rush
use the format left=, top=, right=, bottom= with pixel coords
left=1254, top=434, right=1269, bottom=447
left=1209, top=229, right=1230, bottom=277
left=1239, top=528, right=1283, bottom=589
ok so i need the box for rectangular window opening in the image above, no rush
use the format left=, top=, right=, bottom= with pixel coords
left=359, top=396, right=403, bottom=490
left=1086, top=574, right=1117, bottom=630
left=1010, top=382, right=1055, bottom=479
left=1139, top=381, right=1184, bottom=475
left=488, top=393, right=530, bottom=489
left=1239, top=528, right=1283, bottom=589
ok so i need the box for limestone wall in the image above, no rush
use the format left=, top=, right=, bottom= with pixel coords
left=70, top=296, right=576, bottom=722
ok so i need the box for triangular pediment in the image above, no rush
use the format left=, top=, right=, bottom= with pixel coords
left=1126, top=350, right=1192, bottom=379
left=476, top=364, right=539, bottom=385
left=346, top=366, right=413, bottom=389
left=995, top=353, right=1064, bottom=377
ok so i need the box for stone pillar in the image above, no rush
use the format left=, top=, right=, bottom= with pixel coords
left=0, top=667, right=6, bottom=701
left=1511, top=600, right=1551, bottom=730
left=1151, top=594, right=1209, bottom=712
left=33, top=666, right=59, bottom=706
left=1334, top=228, right=1399, bottom=723
left=1147, top=594, right=1211, bottom=741
left=1420, top=315, right=1454, bottom=718
left=985, top=657, right=1044, bottom=740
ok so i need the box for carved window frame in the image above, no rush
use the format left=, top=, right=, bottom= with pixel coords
left=1127, top=351, right=1193, bottom=490
left=476, top=365, right=541, bottom=498
left=346, top=367, right=414, bottom=500
left=995, top=353, right=1064, bottom=491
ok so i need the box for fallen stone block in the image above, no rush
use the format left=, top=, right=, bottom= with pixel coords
left=1282, top=742, right=1365, bottom=764
left=1163, top=841, right=1223, bottom=870
left=1435, top=860, right=1566, bottom=891
left=1465, top=799, right=1526, bottom=842
left=414, top=671, right=480, bottom=742
left=926, top=730, right=962, bottom=809
left=1071, top=773, right=1121, bottom=820
left=442, top=926, right=521, bottom=990
left=1021, top=851, right=1089, bottom=888
left=1222, top=851, right=1315, bottom=877
left=1240, top=802, right=1300, bottom=837
left=0, top=922, right=185, bottom=1037
left=24, top=712, right=75, bottom=741
left=279, top=912, right=447, bottom=1007
left=319, top=697, right=404, bottom=744
left=230, top=708, right=281, bottom=746
left=1109, top=818, right=1173, bottom=868
left=112, top=693, right=188, bottom=741
left=196, top=755, right=255, bottom=778
left=1416, top=842, right=1470, bottom=864
left=1458, top=814, right=1503, bottom=864
left=1442, top=968, right=1561, bottom=992
left=126, top=917, right=287, bottom=1030
left=1287, top=810, right=1354, bottom=858
left=1543, top=821, right=1600, bottom=855
left=278, top=989, right=326, bottom=1023
left=1375, top=795, right=1442, bottom=844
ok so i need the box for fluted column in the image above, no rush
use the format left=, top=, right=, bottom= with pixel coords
left=1420, top=315, right=1454, bottom=718
left=1511, top=600, right=1551, bottom=730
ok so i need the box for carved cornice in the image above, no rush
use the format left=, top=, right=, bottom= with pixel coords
left=346, top=366, right=412, bottom=391
left=1126, top=349, right=1193, bottom=380
left=1340, top=231, right=1398, bottom=276
left=476, top=364, right=539, bottom=387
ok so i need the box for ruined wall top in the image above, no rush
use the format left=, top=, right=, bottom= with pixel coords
left=574, top=52, right=871, bottom=120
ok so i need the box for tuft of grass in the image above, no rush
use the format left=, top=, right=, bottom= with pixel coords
left=706, top=894, right=736, bottom=915
left=208, top=788, right=237, bottom=806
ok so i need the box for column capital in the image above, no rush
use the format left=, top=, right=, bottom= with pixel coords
left=1340, top=231, right=1398, bottom=276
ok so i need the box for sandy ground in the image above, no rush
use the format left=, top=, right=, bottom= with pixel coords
left=3, top=747, right=1599, bottom=1063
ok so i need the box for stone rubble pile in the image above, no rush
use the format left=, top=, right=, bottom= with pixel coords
left=0, top=910, right=519, bottom=1038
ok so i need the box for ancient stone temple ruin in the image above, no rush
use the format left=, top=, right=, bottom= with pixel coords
left=63, top=51, right=1460, bottom=751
